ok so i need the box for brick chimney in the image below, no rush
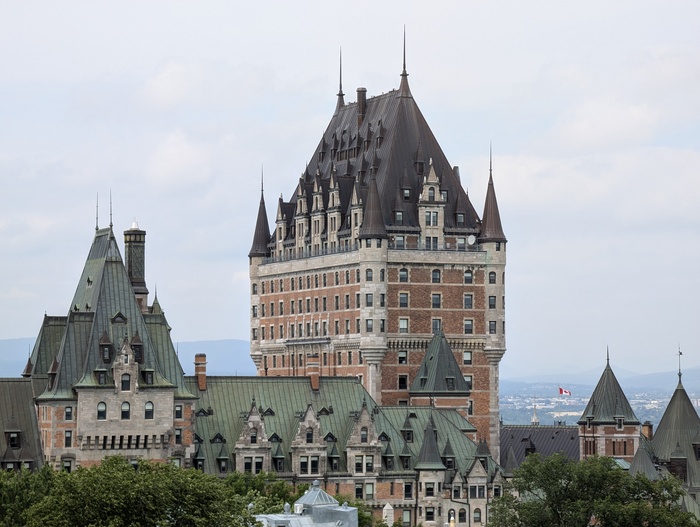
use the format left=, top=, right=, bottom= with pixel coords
left=195, top=353, right=207, bottom=391
left=307, top=353, right=320, bottom=391
left=124, top=222, right=149, bottom=312
left=357, top=87, right=367, bottom=128
left=642, top=420, right=654, bottom=440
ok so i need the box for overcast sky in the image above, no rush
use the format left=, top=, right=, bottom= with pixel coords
left=1, top=1, right=699, bottom=379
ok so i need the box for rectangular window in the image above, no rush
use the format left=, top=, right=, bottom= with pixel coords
left=398, top=350, right=407, bottom=364
left=244, top=457, right=252, bottom=473
left=380, top=293, right=385, bottom=307
left=335, top=296, right=339, bottom=310
left=65, top=430, right=72, bottom=448
left=301, top=456, right=309, bottom=473
left=175, top=405, right=183, bottom=419
left=175, top=428, right=182, bottom=445
left=404, top=483, right=413, bottom=499
left=399, top=292, right=409, bottom=307
left=464, top=294, right=473, bottom=309
left=432, top=318, right=441, bottom=333
left=489, top=320, right=497, bottom=334
left=355, top=455, right=363, bottom=473
left=291, top=301, right=295, bottom=314
left=255, top=457, right=263, bottom=474
left=431, top=293, right=441, bottom=308
left=314, top=298, right=319, bottom=312
left=365, top=483, right=374, bottom=500
left=366, top=293, right=373, bottom=307
left=398, top=375, right=408, bottom=390
left=464, top=375, right=473, bottom=390
left=334, top=320, right=339, bottom=335
left=355, top=483, right=363, bottom=499
left=464, top=320, right=474, bottom=334
left=311, top=456, right=319, bottom=474
left=426, top=508, right=435, bottom=522
left=279, top=301, right=284, bottom=315
left=489, top=295, right=496, bottom=309
left=399, top=318, right=409, bottom=334
left=425, top=482, right=434, bottom=497
left=345, top=294, right=350, bottom=309
left=463, top=351, right=472, bottom=365
left=366, top=319, right=373, bottom=332
left=65, top=406, right=73, bottom=421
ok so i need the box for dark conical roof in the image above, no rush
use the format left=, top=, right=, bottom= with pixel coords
left=249, top=189, right=271, bottom=257
left=629, top=439, right=659, bottom=480
left=414, top=415, right=445, bottom=470
left=578, top=358, right=639, bottom=426
left=651, top=380, right=700, bottom=462
left=409, top=332, right=471, bottom=395
left=480, top=172, right=506, bottom=242
left=358, top=173, right=388, bottom=239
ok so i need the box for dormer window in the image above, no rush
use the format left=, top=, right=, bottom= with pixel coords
left=446, top=377, right=455, bottom=390
left=133, top=345, right=143, bottom=363
left=395, top=211, right=403, bottom=225
left=402, top=430, right=413, bottom=443
left=360, top=427, right=368, bottom=443
left=96, top=370, right=107, bottom=385
left=441, top=190, right=448, bottom=202
left=101, top=345, right=111, bottom=363
left=456, top=213, right=465, bottom=227
left=306, top=428, right=314, bottom=444
left=616, top=417, right=624, bottom=430
left=428, top=187, right=435, bottom=201
left=7, top=432, right=20, bottom=449
left=121, top=374, right=131, bottom=391
left=143, top=370, right=153, bottom=385
left=251, top=428, right=257, bottom=444
left=403, top=189, right=410, bottom=201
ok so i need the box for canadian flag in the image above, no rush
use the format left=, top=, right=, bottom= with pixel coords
left=559, top=387, right=572, bottom=396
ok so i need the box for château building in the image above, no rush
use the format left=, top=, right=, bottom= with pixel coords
left=249, top=55, right=507, bottom=457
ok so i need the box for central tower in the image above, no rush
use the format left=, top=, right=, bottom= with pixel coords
left=248, top=54, right=507, bottom=456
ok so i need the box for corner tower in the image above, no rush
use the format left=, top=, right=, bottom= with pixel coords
left=248, top=52, right=507, bottom=453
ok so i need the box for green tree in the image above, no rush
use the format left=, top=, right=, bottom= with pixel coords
left=489, top=453, right=699, bottom=527
left=0, top=465, right=56, bottom=527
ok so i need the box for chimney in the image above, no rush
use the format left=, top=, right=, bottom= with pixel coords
left=307, top=353, right=320, bottom=391
left=642, top=420, right=654, bottom=440
left=124, top=222, right=149, bottom=313
left=195, top=353, right=207, bottom=391
left=357, top=87, right=367, bottom=128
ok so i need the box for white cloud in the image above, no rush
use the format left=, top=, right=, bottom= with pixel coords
left=141, top=62, right=198, bottom=111
left=147, top=129, right=211, bottom=187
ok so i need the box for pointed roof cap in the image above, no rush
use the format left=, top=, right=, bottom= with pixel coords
left=629, top=442, right=659, bottom=480
left=358, top=173, right=388, bottom=239
left=578, top=357, right=639, bottom=426
left=334, top=48, right=345, bottom=115
left=249, top=180, right=271, bottom=257
left=409, top=332, right=471, bottom=395
left=398, top=27, right=412, bottom=98
left=651, top=378, right=700, bottom=461
left=479, top=153, right=507, bottom=242
left=414, top=415, right=445, bottom=470
left=503, top=444, right=519, bottom=476
left=295, top=479, right=339, bottom=507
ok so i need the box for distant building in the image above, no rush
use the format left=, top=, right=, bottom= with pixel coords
left=249, top=54, right=506, bottom=457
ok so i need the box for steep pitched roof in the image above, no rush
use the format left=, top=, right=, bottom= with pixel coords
left=0, top=378, right=43, bottom=468
left=413, top=415, right=445, bottom=471
left=31, top=226, right=195, bottom=401
left=358, top=173, right=387, bottom=239
left=651, top=379, right=700, bottom=463
left=480, top=169, right=507, bottom=243
left=249, top=189, right=271, bottom=257
left=578, top=358, right=639, bottom=426
left=500, top=424, right=580, bottom=469
left=409, top=332, right=471, bottom=395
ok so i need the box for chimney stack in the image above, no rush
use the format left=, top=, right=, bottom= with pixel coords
left=307, top=353, right=320, bottom=391
left=642, top=420, right=654, bottom=440
left=195, top=353, right=207, bottom=391
left=124, top=222, right=149, bottom=313
left=357, top=87, right=367, bottom=128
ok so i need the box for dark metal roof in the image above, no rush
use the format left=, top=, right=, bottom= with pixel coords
left=499, top=424, right=580, bottom=469
left=480, top=171, right=507, bottom=242
left=357, top=173, right=387, bottom=239
left=0, top=378, right=43, bottom=468
left=249, top=190, right=271, bottom=257
left=414, top=415, right=445, bottom=470
left=577, top=358, right=640, bottom=426
left=409, top=332, right=471, bottom=396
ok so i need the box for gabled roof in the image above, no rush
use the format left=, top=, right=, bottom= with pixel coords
left=409, top=332, right=471, bottom=395
left=31, top=226, right=195, bottom=401
left=578, top=357, right=639, bottom=426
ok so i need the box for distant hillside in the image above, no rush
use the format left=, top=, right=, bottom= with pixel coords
left=0, top=338, right=256, bottom=378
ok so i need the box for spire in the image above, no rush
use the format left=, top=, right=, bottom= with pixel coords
left=414, top=415, right=445, bottom=470
left=358, top=172, right=388, bottom=239
left=578, top=355, right=639, bottom=426
left=109, top=190, right=113, bottom=229
left=334, top=48, right=345, bottom=115
left=95, top=193, right=99, bottom=231
left=398, top=27, right=412, bottom=98
left=479, top=150, right=507, bottom=242
left=248, top=170, right=271, bottom=258
left=678, top=345, right=683, bottom=382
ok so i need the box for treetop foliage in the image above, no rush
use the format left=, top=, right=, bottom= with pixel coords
left=489, top=453, right=700, bottom=527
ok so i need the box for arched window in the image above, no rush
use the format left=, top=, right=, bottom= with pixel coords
left=360, top=427, right=368, bottom=443
left=428, top=187, right=435, bottom=201
left=97, top=402, right=106, bottom=420
left=121, top=402, right=130, bottom=420
left=144, top=401, right=154, bottom=420
left=432, top=269, right=441, bottom=283
left=366, top=269, right=373, bottom=281
left=399, top=268, right=408, bottom=283
left=473, top=508, right=482, bottom=523
left=121, top=373, right=130, bottom=391
left=458, top=509, right=467, bottom=523
left=345, top=270, right=350, bottom=284
left=379, top=269, right=385, bottom=281
left=464, top=270, right=473, bottom=284
left=489, top=271, right=496, bottom=284
left=356, top=269, right=360, bottom=282
left=448, top=510, right=456, bottom=523
left=306, top=428, right=313, bottom=444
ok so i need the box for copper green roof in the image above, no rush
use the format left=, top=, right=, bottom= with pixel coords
left=409, top=332, right=471, bottom=396
left=32, top=226, right=195, bottom=401
left=414, top=415, right=445, bottom=470
left=578, top=358, right=639, bottom=426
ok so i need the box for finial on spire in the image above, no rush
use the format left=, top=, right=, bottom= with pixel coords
left=95, top=192, right=99, bottom=231
left=678, top=345, right=683, bottom=381
left=261, top=164, right=264, bottom=194
left=606, top=346, right=610, bottom=366
left=338, top=47, right=344, bottom=97
left=489, top=142, right=493, bottom=178
left=109, top=190, right=113, bottom=228
left=403, top=26, right=407, bottom=74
